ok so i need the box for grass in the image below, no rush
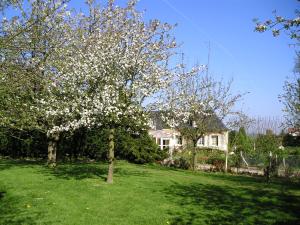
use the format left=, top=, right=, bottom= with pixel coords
left=0, top=159, right=300, bottom=225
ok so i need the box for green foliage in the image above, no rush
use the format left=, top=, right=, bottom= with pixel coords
left=115, top=129, right=167, bottom=164
left=58, top=128, right=108, bottom=161
left=255, top=133, right=284, bottom=180
left=205, top=153, right=225, bottom=168
left=282, top=133, right=300, bottom=147
left=229, top=127, right=253, bottom=168
left=0, top=126, right=166, bottom=164
left=0, top=128, right=47, bottom=158
left=173, top=157, right=191, bottom=170
left=256, top=133, right=281, bottom=155
left=172, top=148, right=226, bottom=171
left=172, top=151, right=192, bottom=169
left=283, top=146, right=300, bottom=155
left=196, top=148, right=224, bottom=162
left=234, top=127, right=252, bottom=152
left=228, top=130, right=237, bottom=148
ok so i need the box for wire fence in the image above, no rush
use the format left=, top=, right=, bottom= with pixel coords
left=171, top=149, right=300, bottom=178
left=229, top=153, right=300, bottom=177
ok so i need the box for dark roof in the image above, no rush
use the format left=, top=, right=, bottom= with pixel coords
left=149, top=111, right=169, bottom=130
left=149, top=111, right=227, bottom=132
left=204, top=115, right=227, bottom=132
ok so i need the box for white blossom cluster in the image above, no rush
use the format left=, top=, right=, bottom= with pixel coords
left=0, top=0, right=73, bottom=132
left=36, top=0, right=181, bottom=135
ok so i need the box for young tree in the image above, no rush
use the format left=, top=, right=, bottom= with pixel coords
left=230, top=127, right=253, bottom=169
left=158, top=70, right=243, bottom=170
left=255, top=132, right=282, bottom=181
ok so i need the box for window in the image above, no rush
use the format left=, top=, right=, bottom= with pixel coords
left=162, top=139, right=170, bottom=149
left=198, top=136, right=205, bottom=145
left=176, top=135, right=182, bottom=145
left=211, top=135, right=219, bottom=146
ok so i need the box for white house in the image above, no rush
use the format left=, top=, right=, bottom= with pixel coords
left=148, top=111, right=229, bottom=155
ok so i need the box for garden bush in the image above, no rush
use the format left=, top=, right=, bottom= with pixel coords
left=0, top=126, right=167, bottom=164
left=172, top=148, right=226, bottom=171
left=172, top=156, right=191, bottom=169
left=115, top=129, right=168, bottom=164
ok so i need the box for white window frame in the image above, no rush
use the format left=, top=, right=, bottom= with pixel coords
left=161, top=138, right=170, bottom=149
left=198, top=136, right=205, bottom=146
left=211, top=135, right=219, bottom=146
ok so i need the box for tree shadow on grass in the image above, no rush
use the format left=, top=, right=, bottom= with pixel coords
left=40, top=161, right=149, bottom=181
left=164, top=181, right=300, bottom=225
left=206, top=173, right=300, bottom=190
left=0, top=159, right=149, bottom=181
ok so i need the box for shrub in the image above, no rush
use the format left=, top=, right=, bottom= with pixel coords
left=0, top=126, right=168, bottom=164
left=206, top=153, right=225, bottom=172
left=282, top=133, right=300, bottom=147
left=115, top=129, right=168, bottom=164
left=172, top=157, right=191, bottom=169
left=0, top=128, right=47, bottom=159
left=172, top=148, right=226, bottom=171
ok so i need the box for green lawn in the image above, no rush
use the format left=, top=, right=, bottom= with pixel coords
left=0, top=159, right=299, bottom=225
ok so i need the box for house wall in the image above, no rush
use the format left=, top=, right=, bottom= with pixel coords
left=148, top=129, right=229, bottom=153
left=196, top=132, right=228, bottom=151
left=148, top=129, right=180, bottom=156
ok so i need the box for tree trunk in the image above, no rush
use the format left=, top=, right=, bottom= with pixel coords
left=191, top=141, right=197, bottom=171
left=225, top=151, right=228, bottom=173
left=107, top=128, right=115, bottom=184
left=47, top=133, right=59, bottom=167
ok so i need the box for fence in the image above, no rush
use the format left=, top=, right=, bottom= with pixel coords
left=228, top=152, right=300, bottom=177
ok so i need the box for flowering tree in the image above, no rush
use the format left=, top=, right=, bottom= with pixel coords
left=158, top=69, right=243, bottom=170
left=0, top=0, right=72, bottom=166
left=254, top=9, right=300, bottom=40
left=279, top=75, right=300, bottom=128
left=40, top=0, right=184, bottom=183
